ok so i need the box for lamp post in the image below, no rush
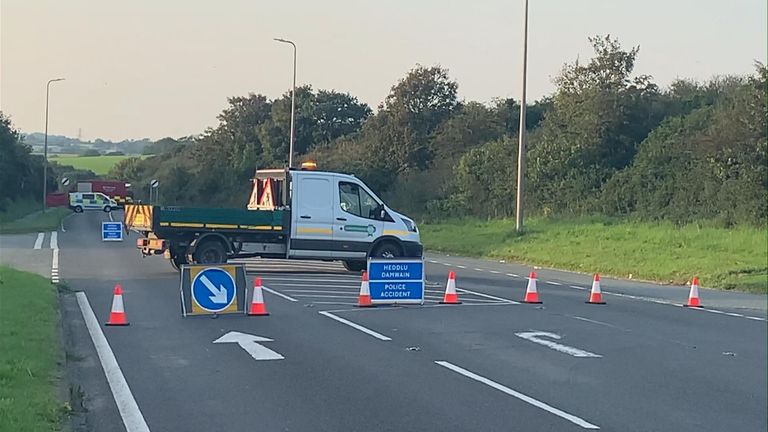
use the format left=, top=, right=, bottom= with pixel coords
left=515, top=0, right=529, bottom=233
left=274, top=38, right=297, bottom=168
left=43, top=78, right=65, bottom=212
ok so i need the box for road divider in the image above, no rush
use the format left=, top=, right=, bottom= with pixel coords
left=434, top=361, right=600, bottom=429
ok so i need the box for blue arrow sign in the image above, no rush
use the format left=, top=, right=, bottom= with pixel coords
left=191, top=267, right=236, bottom=312
left=102, top=222, right=123, bottom=241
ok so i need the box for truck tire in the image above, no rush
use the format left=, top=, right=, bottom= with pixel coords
left=103, top=205, right=112, bottom=213
left=371, top=241, right=402, bottom=259
left=193, top=239, right=228, bottom=265
left=73, top=205, right=83, bottom=213
left=170, top=254, right=188, bottom=272
left=342, top=260, right=367, bottom=272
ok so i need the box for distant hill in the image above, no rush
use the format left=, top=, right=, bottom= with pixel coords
left=24, top=132, right=151, bottom=155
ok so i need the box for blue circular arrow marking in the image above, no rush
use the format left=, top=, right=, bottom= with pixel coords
left=191, top=267, right=236, bottom=312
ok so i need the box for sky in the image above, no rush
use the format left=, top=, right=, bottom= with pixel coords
left=1, top=0, right=766, bottom=141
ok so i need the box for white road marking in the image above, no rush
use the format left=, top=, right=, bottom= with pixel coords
left=51, top=249, right=60, bottom=284
left=108, top=211, right=114, bottom=222
left=515, top=331, right=602, bottom=358
left=442, top=262, right=452, bottom=266
left=213, top=331, right=284, bottom=361
left=319, top=311, right=391, bottom=341
left=49, top=231, right=58, bottom=249
left=570, top=316, right=617, bottom=328
left=456, top=287, right=519, bottom=304
left=456, top=265, right=467, bottom=269
left=428, top=260, right=439, bottom=263
left=507, top=273, right=519, bottom=278
left=724, top=312, right=744, bottom=317
left=294, top=294, right=356, bottom=299
left=546, top=281, right=562, bottom=286
left=261, top=286, right=298, bottom=302
left=746, top=316, right=767, bottom=321
left=283, top=289, right=357, bottom=294
left=489, top=270, right=501, bottom=274
left=75, top=292, right=150, bottom=432
left=269, top=282, right=358, bottom=288
left=473, top=268, right=485, bottom=272
left=262, top=277, right=359, bottom=283
left=33, top=232, right=44, bottom=249
left=569, top=285, right=587, bottom=290
left=435, top=361, right=600, bottom=430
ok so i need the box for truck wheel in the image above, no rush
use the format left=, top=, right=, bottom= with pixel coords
left=371, top=241, right=402, bottom=259
left=73, top=205, right=83, bottom=213
left=103, top=205, right=112, bottom=213
left=170, top=254, right=188, bottom=272
left=343, top=260, right=367, bottom=272
left=193, top=240, right=227, bottom=265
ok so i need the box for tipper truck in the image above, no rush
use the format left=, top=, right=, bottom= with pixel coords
left=124, top=165, right=423, bottom=271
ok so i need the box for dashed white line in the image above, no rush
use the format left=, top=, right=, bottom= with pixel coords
left=746, top=316, right=767, bottom=321
left=473, top=268, right=485, bottom=272
left=294, top=294, right=356, bottom=299
left=33, top=232, right=44, bottom=249
left=724, top=312, right=744, bottom=317
left=261, top=286, right=298, bottom=302
left=428, top=260, right=439, bottom=263
left=507, top=273, right=520, bottom=278
left=456, top=287, right=519, bottom=304
left=319, top=311, right=391, bottom=341
left=489, top=270, right=501, bottom=274
left=456, top=265, right=467, bottom=269
left=569, top=285, right=587, bottom=290
left=49, top=231, right=58, bottom=249
left=571, top=316, right=615, bottom=328
left=75, top=292, right=151, bottom=432
left=283, top=289, right=356, bottom=294
left=269, top=282, right=358, bottom=288
left=435, top=361, right=600, bottom=429
left=51, top=249, right=60, bottom=284
left=546, top=281, right=562, bottom=286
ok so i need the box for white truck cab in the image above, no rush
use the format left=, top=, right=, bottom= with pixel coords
left=287, top=169, right=421, bottom=270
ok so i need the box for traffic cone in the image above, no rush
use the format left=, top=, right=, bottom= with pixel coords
left=106, top=284, right=129, bottom=326
left=684, top=276, right=703, bottom=308
left=586, top=273, right=606, bottom=304
left=523, top=272, right=542, bottom=304
left=248, top=277, right=269, bottom=316
left=357, top=272, right=374, bottom=307
left=440, top=271, right=461, bottom=304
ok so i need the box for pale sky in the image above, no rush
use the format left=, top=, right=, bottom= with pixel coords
left=1, top=0, right=766, bottom=141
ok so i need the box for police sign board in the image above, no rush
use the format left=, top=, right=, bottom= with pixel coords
left=102, top=222, right=123, bottom=241
left=368, top=259, right=424, bottom=304
left=179, top=265, right=246, bottom=316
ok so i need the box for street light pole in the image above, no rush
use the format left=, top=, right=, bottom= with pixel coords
left=515, top=0, right=529, bottom=233
left=274, top=38, right=297, bottom=168
left=43, top=78, right=65, bottom=212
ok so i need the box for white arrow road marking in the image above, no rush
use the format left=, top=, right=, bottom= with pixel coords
left=213, top=331, right=284, bottom=361
left=199, top=275, right=227, bottom=304
left=515, top=331, right=602, bottom=358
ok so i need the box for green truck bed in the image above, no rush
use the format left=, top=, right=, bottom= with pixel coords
left=125, top=204, right=288, bottom=234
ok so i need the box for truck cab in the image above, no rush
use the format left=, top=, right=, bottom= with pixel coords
left=286, top=169, right=421, bottom=270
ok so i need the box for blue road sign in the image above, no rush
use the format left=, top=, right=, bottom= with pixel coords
left=368, top=259, right=424, bottom=304
left=191, top=267, right=237, bottom=312
left=102, top=222, right=123, bottom=242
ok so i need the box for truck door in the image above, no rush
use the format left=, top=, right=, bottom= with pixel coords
left=332, top=178, right=384, bottom=259
left=290, top=174, right=335, bottom=258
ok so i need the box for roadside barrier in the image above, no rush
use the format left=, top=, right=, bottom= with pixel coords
left=523, top=272, right=542, bottom=304
left=357, top=271, right=374, bottom=307
left=684, top=276, right=703, bottom=308
left=440, top=271, right=461, bottom=304
left=586, top=273, right=606, bottom=304
left=248, top=277, right=270, bottom=316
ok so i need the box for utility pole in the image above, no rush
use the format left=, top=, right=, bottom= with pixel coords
left=43, top=78, right=65, bottom=212
left=515, top=0, right=529, bottom=233
left=274, top=38, right=297, bottom=168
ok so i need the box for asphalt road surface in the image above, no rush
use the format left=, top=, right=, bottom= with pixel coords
left=36, top=211, right=768, bottom=431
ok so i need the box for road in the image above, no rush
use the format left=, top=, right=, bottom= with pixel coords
left=14, top=210, right=766, bottom=431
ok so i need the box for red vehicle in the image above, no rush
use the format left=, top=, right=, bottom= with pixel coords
left=77, top=180, right=134, bottom=207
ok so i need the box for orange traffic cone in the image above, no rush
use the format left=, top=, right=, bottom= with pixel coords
left=357, top=272, right=374, bottom=307
left=523, top=272, right=542, bottom=304
left=248, top=277, right=269, bottom=316
left=684, top=276, right=703, bottom=308
left=106, top=284, right=129, bottom=326
left=440, top=271, right=461, bottom=304
left=586, top=273, right=606, bottom=304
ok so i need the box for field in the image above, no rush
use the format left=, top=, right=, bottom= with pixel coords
left=50, top=154, right=144, bottom=175
left=0, top=207, right=72, bottom=234
left=421, top=217, right=768, bottom=293
left=0, top=266, right=64, bottom=431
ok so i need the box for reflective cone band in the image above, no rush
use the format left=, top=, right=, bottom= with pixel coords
left=684, top=276, right=703, bottom=308
left=357, top=272, right=374, bottom=307
left=106, top=284, right=129, bottom=326
left=523, top=272, right=542, bottom=304
left=248, top=277, right=269, bottom=316
left=440, top=271, right=461, bottom=304
left=586, top=273, right=606, bottom=304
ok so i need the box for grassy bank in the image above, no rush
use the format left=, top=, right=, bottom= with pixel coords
left=421, top=218, right=768, bottom=293
left=52, top=154, right=144, bottom=175
left=0, top=266, right=64, bottom=431
left=0, top=208, right=71, bottom=234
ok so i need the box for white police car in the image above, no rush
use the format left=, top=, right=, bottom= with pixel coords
left=69, top=192, right=118, bottom=213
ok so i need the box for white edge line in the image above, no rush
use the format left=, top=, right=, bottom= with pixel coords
left=51, top=248, right=59, bottom=283
left=569, top=285, right=587, bottom=290
left=50, top=231, right=58, bottom=249
left=456, top=265, right=467, bottom=269
left=507, top=273, right=520, bottom=278
left=109, top=211, right=115, bottom=222
left=473, top=268, right=485, bottom=272
left=261, top=286, right=298, bottom=302
left=75, top=292, right=150, bottom=432
left=435, top=361, right=599, bottom=429
left=489, top=270, right=501, bottom=274
left=318, top=311, right=391, bottom=341
left=456, top=287, right=520, bottom=304
left=34, top=232, right=44, bottom=249
left=546, top=281, right=562, bottom=286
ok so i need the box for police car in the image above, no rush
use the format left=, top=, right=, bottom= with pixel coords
left=69, top=192, right=118, bottom=213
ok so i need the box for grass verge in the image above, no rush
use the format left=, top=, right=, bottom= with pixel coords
left=421, top=217, right=768, bottom=294
left=0, top=266, right=64, bottom=431
left=0, top=208, right=72, bottom=235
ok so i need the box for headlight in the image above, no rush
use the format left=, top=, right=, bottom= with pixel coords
left=401, top=217, right=418, bottom=233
